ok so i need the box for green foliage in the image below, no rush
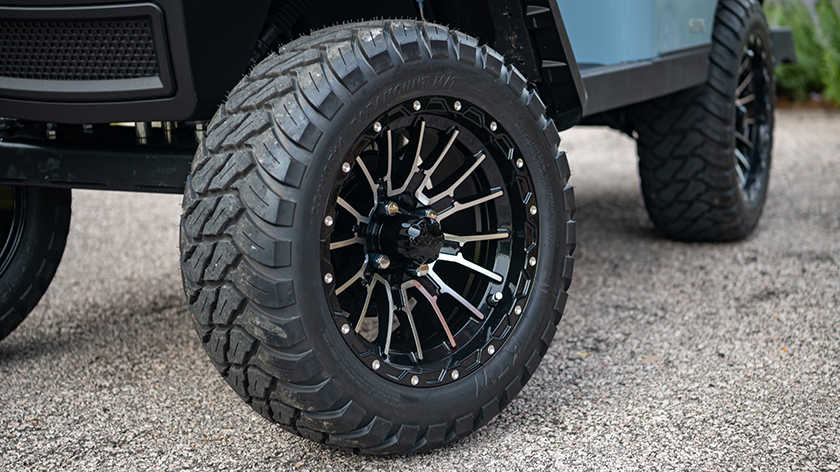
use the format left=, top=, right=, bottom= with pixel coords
left=764, top=0, right=840, bottom=106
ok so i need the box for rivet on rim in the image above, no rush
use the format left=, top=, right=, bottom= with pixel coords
left=530, top=205, right=537, bottom=215
left=341, top=162, right=352, bottom=173
left=451, top=370, right=460, bottom=380
left=529, top=256, right=537, bottom=267
left=489, top=122, right=498, bottom=132
left=324, top=273, right=334, bottom=284
left=373, top=122, right=382, bottom=132
left=487, top=345, right=496, bottom=355
left=324, top=215, right=334, bottom=226
left=516, top=158, right=524, bottom=169
left=453, top=101, right=462, bottom=111
left=341, top=324, right=350, bottom=334
left=514, top=305, right=522, bottom=315
left=411, top=375, right=420, bottom=385
left=413, top=100, right=421, bottom=111
left=372, top=360, right=381, bottom=370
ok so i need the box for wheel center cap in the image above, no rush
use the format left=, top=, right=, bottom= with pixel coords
left=374, top=215, right=444, bottom=265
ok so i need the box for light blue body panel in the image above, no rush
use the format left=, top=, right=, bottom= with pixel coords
left=557, top=0, right=719, bottom=67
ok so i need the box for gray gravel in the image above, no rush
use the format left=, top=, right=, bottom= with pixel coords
left=1, top=109, right=838, bottom=471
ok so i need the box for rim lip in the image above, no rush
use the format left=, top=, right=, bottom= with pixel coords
left=734, top=32, right=773, bottom=203
left=319, top=95, right=539, bottom=388
left=0, top=186, right=26, bottom=278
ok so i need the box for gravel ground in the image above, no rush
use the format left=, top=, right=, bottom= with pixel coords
left=1, top=109, right=838, bottom=471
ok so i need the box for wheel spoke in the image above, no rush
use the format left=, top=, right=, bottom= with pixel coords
left=437, top=253, right=503, bottom=283
left=735, top=161, right=747, bottom=187
left=736, top=70, right=753, bottom=96
left=735, top=131, right=753, bottom=149
left=427, top=266, right=485, bottom=320
left=329, top=235, right=365, bottom=250
left=734, top=148, right=751, bottom=171
left=736, top=94, right=755, bottom=108
left=337, top=196, right=371, bottom=224
left=437, top=188, right=504, bottom=222
left=444, top=230, right=510, bottom=247
left=738, top=50, right=754, bottom=76
left=383, top=130, right=395, bottom=197
left=401, top=279, right=455, bottom=348
left=336, top=257, right=368, bottom=295
left=388, top=120, right=426, bottom=197
left=415, top=128, right=459, bottom=204
left=379, top=279, right=397, bottom=356
left=399, top=281, right=430, bottom=359
left=355, top=156, right=379, bottom=209
left=425, top=151, right=486, bottom=205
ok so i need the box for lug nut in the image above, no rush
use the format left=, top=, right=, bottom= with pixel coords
left=380, top=201, right=400, bottom=216
left=371, top=254, right=391, bottom=270
left=487, top=291, right=503, bottom=306
left=412, top=208, right=437, bottom=220
left=408, top=263, right=429, bottom=277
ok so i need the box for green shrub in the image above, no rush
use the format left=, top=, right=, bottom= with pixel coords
left=764, top=0, right=840, bottom=106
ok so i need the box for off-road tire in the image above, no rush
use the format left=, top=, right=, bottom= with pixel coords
left=180, top=20, right=575, bottom=454
left=631, top=0, right=776, bottom=241
left=0, top=187, right=72, bottom=341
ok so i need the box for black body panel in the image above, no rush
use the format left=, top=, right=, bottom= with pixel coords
left=0, top=0, right=270, bottom=123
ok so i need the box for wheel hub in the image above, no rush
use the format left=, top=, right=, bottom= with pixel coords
left=369, top=213, right=444, bottom=266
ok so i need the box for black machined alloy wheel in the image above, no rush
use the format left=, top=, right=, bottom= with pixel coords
left=632, top=0, right=775, bottom=241
left=324, top=96, right=538, bottom=388
left=734, top=34, right=773, bottom=205
left=0, top=186, right=71, bottom=341
left=181, top=20, right=576, bottom=454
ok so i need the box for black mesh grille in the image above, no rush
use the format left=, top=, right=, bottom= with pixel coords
left=0, top=18, right=160, bottom=80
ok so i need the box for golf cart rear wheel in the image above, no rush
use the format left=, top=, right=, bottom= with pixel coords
left=632, top=0, right=775, bottom=241
left=180, top=20, right=575, bottom=454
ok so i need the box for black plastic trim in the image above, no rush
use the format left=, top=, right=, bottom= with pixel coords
left=770, top=26, right=796, bottom=64
left=0, top=138, right=193, bottom=193
left=0, top=3, right=174, bottom=102
left=580, top=43, right=711, bottom=117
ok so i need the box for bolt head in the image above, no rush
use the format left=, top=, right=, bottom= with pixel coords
left=341, top=162, right=352, bottom=173
left=493, top=291, right=503, bottom=301
left=514, top=305, right=522, bottom=315
left=453, top=101, right=462, bottom=111
left=413, top=100, right=421, bottom=111
left=373, top=122, right=382, bottom=132
left=516, top=158, right=524, bottom=169
left=373, top=254, right=391, bottom=270
left=324, top=215, right=334, bottom=227
left=409, top=263, right=429, bottom=277
left=529, top=256, right=537, bottom=267
left=324, top=273, right=334, bottom=284
left=341, top=324, right=350, bottom=334
left=372, top=360, right=381, bottom=370
left=411, top=375, right=420, bottom=385
left=530, top=205, right=537, bottom=215
left=386, top=201, right=399, bottom=216
left=490, top=122, right=498, bottom=132
left=451, top=370, right=459, bottom=380
left=487, top=345, right=496, bottom=355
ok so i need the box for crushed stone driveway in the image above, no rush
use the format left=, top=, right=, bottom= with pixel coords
left=1, top=109, right=838, bottom=471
